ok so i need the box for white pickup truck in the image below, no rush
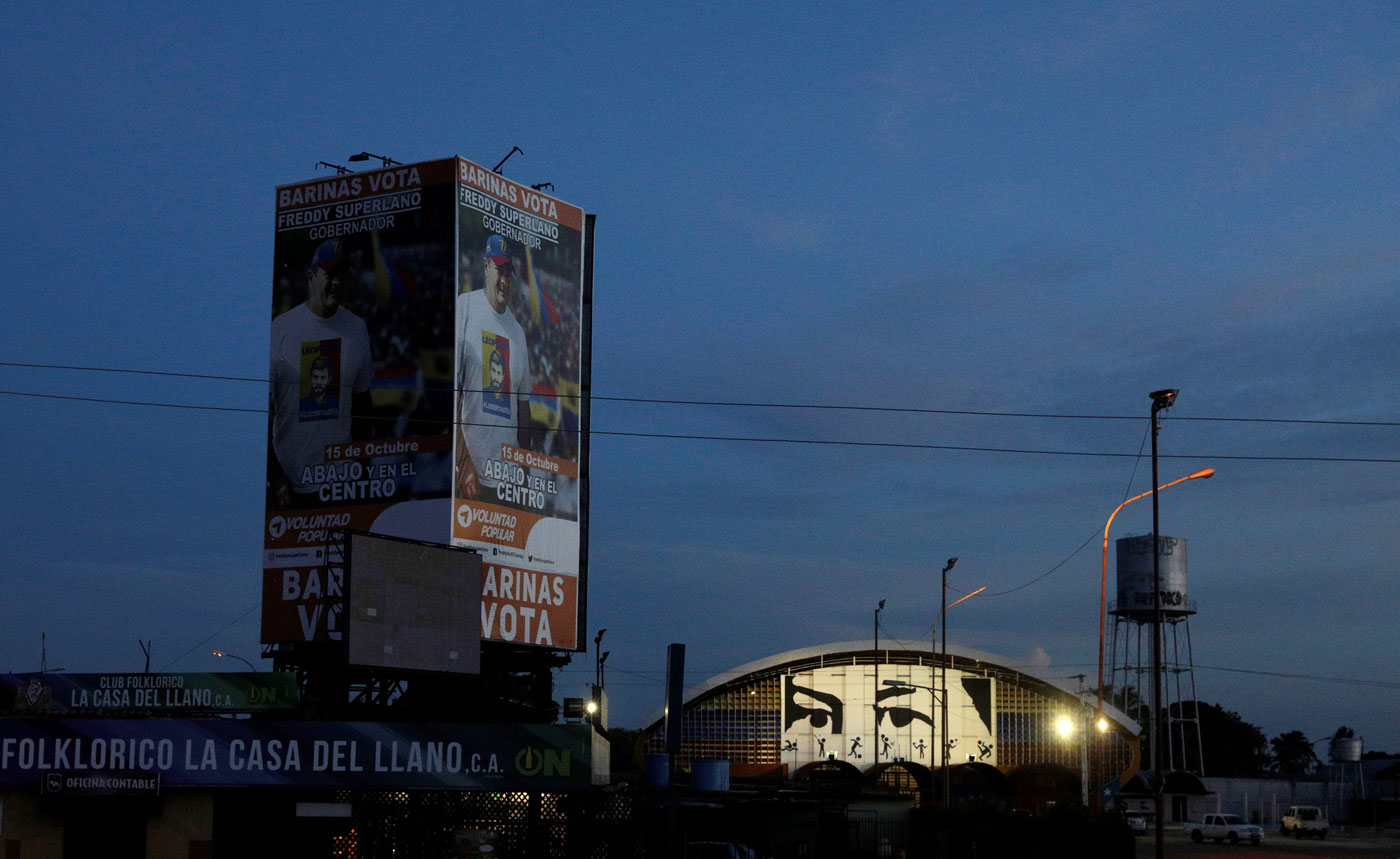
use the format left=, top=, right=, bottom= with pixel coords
left=1281, top=805, right=1328, bottom=839
left=1184, top=813, right=1264, bottom=845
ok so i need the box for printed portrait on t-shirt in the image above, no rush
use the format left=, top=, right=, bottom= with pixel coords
left=481, top=332, right=512, bottom=419
left=298, top=340, right=342, bottom=421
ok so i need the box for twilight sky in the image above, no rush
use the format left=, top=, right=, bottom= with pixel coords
left=2, top=3, right=1397, bottom=753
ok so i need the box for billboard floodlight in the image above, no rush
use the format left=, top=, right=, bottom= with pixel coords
left=492, top=146, right=522, bottom=174
left=347, top=151, right=401, bottom=167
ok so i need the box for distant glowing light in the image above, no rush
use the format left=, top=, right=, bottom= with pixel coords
left=1056, top=715, right=1074, bottom=738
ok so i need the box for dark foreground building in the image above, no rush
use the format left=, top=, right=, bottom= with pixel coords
left=0, top=665, right=609, bottom=859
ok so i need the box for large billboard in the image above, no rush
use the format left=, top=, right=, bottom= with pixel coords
left=781, top=665, right=996, bottom=768
left=264, top=158, right=589, bottom=651
left=450, top=163, right=586, bottom=651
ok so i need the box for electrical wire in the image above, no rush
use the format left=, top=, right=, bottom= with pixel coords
left=975, top=424, right=1153, bottom=598
left=5, top=366, right=1396, bottom=662
left=157, top=602, right=262, bottom=672
left=0, top=388, right=1395, bottom=464
left=1194, top=664, right=1400, bottom=691
left=2, top=360, right=1397, bottom=427
left=558, top=662, right=1400, bottom=693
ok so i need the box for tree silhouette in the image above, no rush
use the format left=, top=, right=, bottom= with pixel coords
left=1188, top=701, right=1270, bottom=776
left=1271, top=730, right=1319, bottom=777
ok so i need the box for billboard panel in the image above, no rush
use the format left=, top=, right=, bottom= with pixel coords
left=1, top=673, right=296, bottom=715
left=345, top=532, right=482, bottom=674
left=0, top=720, right=595, bottom=790
left=451, top=159, right=587, bottom=650
left=265, top=157, right=590, bottom=651
left=265, top=160, right=459, bottom=644
left=781, top=665, right=996, bottom=768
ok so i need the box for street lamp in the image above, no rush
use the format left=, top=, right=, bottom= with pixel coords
left=1055, top=714, right=1075, bottom=738
left=211, top=650, right=257, bottom=672
left=1056, top=706, right=1110, bottom=805
left=921, top=559, right=985, bottom=807
left=885, top=679, right=947, bottom=800
left=1097, top=467, right=1215, bottom=714
left=882, top=680, right=944, bottom=744
left=594, top=629, right=607, bottom=688
left=875, top=599, right=886, bottom=768
left=939, top=557, right=958, bottom=807
left=347, top=151, right=401, bottom=167
left=1149, top=388, right=1177, bottom=859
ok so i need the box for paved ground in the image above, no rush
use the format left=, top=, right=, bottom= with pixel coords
left=1138, top=828, right=1400, bottom=859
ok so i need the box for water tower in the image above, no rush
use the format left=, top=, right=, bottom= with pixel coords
left=1107, top=534, right=1205, bottom=775
left=1328, top=734, right=1365, bottom=816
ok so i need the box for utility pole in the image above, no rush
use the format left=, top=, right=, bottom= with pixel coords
left=1149, top=388, right=1178, bottom=859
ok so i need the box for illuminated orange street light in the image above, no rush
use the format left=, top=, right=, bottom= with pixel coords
left=1097, top=467, right=1214, bottom=714
left=946, top=587, right=986, bottom=611
left=937, top=557, right=985, bottom=808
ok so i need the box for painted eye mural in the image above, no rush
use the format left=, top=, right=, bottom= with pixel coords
left=778, top=666, right=997, bottom=768
left=961, top=677, right=994, bottom=734
left=784, top=676, right=844, bottom=734
left=874, top=684, right=934, bottom=728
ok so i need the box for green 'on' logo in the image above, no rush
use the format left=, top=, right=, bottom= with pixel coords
left=514, top=746, right=571, bottom=777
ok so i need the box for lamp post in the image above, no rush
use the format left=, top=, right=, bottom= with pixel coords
left=1056, top=705, right=1109, bottom=805
left=883, top=680, right=942, bottom=773
left=939, top=557, right=959, bottom=807
left=1097, top=467, right=1214, bottom=714
left=875, top=599, right=886, bottom=768
left=212, top=650, right=257, bottom=672
left=594, top=629, right=607, bottom=688
left=1149, top=388, right=1177, bottom=859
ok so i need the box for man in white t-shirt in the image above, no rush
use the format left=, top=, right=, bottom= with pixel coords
left=455, top=234, right=534, bottom=504
left=268, top=238, right=374, bottom=507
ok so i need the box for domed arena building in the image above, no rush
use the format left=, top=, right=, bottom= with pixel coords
left=644, top=641, right=1143, bottom=809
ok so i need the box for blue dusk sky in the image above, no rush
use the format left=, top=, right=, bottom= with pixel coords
left=2, top=3, right=1397, bottom=751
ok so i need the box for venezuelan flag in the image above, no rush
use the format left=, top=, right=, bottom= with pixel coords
left=371, top=365, right=423, bottom=411
left=371, top=231, right=407, bottom=306
left=523, top=246, right=559, bottom=327
left=558, top=378, right=581, bottom=436
left=530, top=382, right=561, bottom=430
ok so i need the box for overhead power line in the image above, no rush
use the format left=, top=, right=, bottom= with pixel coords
left=1194, top=664, right=1400, bottom=691
left=560, top=661, right=1400, bottom=693
left=1, top=387, right=1397, bottom=464
left=2, top=360, right=1397, bottom=428
left=158, top=601, right=261, bottom=672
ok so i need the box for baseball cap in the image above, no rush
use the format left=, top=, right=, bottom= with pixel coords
left=484, top=235, right=512, bottom=266
left=310, top=238, right=350, bottom=271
